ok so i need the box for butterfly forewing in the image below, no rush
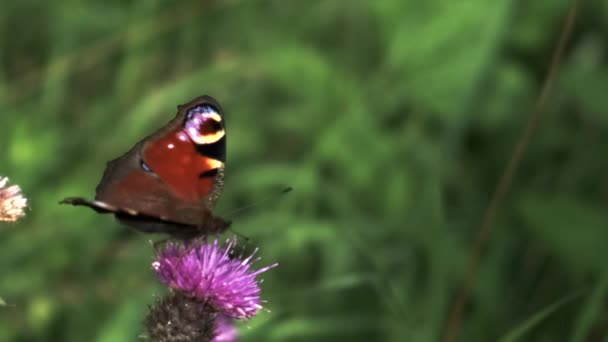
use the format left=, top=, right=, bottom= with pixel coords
left=61, top=95, right=230, bottom=237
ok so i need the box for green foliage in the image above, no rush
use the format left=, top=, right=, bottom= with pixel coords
left=1, top=0, right=607, bottom=341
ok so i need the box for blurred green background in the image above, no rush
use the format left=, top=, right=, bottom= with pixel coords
left=1, top=0, right=607, bottom=341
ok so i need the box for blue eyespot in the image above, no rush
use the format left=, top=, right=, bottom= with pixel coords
left=140, top=160, right=153, bottom=173
left=187, top=104, right=219, bottom=121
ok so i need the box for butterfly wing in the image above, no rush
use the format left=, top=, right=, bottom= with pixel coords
left=62, top=95, right=229, bottom=235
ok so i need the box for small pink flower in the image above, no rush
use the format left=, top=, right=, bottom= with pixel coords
left=212, top=315, right=237, bottom=342
left=0, top=176, right=27, bottom=222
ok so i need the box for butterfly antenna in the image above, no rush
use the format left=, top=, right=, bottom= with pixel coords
left=222, top=186, right=293, bottom=220
left=227, top=227, right=251, bottom=243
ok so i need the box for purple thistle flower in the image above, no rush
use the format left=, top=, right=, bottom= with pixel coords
left=153, top=238, right=277, bottom=319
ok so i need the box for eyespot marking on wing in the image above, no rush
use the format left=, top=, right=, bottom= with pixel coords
left=184, top=105, right=225, bottom=145
left=140, top=160, right=153, bottom=173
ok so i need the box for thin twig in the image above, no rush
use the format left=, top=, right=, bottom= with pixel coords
left=442, top=1, right=582, bottom=341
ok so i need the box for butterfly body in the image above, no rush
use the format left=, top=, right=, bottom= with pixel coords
left=61, top=95, right=230, bottom=239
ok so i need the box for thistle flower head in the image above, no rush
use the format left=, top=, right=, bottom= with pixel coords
left=144, top=291, right=238, bottom=342
left=145, top=291, right=217, bottom=342
left=153, top=238, right=277, bottom=319
left=0, top=176, right=27, bottom=222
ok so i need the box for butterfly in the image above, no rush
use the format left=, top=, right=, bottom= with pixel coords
left=61, top=95, right=231, bottom=240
